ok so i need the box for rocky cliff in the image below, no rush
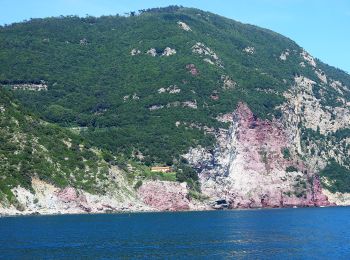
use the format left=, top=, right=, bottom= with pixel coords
left=185, top=102, right=331, bottom=208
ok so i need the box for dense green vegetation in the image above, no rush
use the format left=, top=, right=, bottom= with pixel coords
left=320, top=160, right=350, bottom=193
left=0, top=89, right=110, bottom=205
left=286, top=166, right=298, bottom=173
left=0, top=6, right=322, bottom=166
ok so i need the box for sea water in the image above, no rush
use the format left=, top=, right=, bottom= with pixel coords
left=1, top=207, right=349, bottom=259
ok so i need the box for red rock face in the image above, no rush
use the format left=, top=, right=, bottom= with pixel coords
left=137, top=181, right=190, bottom=211
left=233, top=103, right=330, bottom=208
left=57, top=187, right=91, bottom=212
left=312, top=176, right=332, bottom=206
left=186, top=64, right=199, bottom=76
left=194, top=102, right=331, bottom=209
left=235, top=102, right=289, bottom=173
left=57, top=187, right=79, bottom=203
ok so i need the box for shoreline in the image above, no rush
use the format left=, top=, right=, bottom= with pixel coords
left=1, top=204, right=344, bottom=218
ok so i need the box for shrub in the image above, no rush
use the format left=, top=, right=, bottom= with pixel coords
left=282, top=147, right=291, bottom=159
left=286, top=166, right=298, bottom=172
left=134, top=180, right=143, bottom=190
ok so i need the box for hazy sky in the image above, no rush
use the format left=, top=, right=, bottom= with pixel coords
left=1, top=0, right=349, bottom=72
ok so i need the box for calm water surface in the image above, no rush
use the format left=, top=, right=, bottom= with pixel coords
left=1, top=207, right=350, bottom=259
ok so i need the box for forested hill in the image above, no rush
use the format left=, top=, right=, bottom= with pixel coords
left=1, top=6, right=349, bottom=191
left=0, top=87, right=116, bottom=206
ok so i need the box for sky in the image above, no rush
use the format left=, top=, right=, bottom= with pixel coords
left=1, top=0, right=349, bottom=73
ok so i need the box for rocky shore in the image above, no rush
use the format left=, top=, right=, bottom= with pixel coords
left=0, top=177, right=341, bottom=218
left=0, top=178, right=210, bottom=217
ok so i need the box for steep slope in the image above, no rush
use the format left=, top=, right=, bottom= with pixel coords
left=0, top=89, right=134, bottom=213
left=0, top=89, right=206, bottom=215
left=1, top=6, right=350, bottom=210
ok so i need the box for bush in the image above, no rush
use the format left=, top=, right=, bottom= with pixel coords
left=286, top=166, right=298, bottom=172
left=134, top=180, right=143, bottom=190
left=282, top=147, right=290, bottom=159
left=188, top=190, right=208, bottom=201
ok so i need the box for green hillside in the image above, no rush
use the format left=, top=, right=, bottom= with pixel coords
left=0, top=89, right=112, bottom=206
left=1, top=6, right=349, bottom=195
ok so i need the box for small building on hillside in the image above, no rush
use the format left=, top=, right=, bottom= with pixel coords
left=151, top=166, right=172, bottom=173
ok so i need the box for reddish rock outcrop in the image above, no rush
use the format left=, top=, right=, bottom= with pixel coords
left=185, top=102, right=331, bottom=209
left=137, top=181, right=190, bottom=211
left=57, top=187, right=91, bottom=212
left=186, top=64, right=199, bottom=76
left=311, top=176, right=332, bottom=206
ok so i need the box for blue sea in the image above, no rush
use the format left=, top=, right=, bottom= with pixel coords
left=1, top=207, right=350, bottom=259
